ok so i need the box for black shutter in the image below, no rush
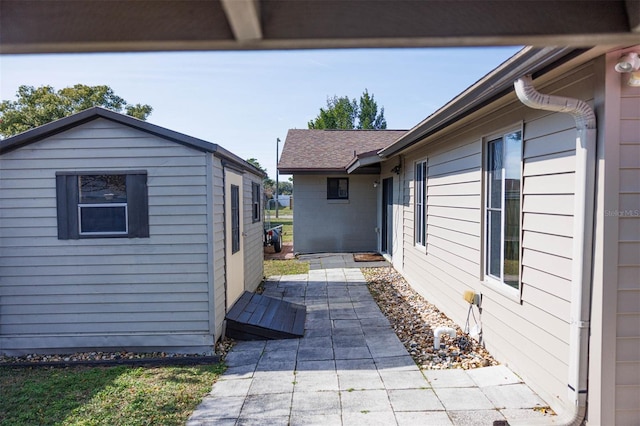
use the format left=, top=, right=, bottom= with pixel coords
left=127, top=173, right=149, bottom=238
left=56, top=174, right=79, bottom=240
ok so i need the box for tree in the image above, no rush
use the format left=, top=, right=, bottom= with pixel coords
left=246, top=158, right=275, bottom=193
left=308, top=96, right=358, bottom=130
left=277, top=181, right=293, bottom=195
left=0, top=84, right=153, bottom=138
left=358, top=89, right=387, bottom=129
left=307, top=89, right=386, bottom=130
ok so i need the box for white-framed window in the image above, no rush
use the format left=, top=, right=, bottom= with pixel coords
left=56, top=171, right=148, bottom=239
left=415, top=160, right=427, bottom=247
left=78, top=175, right=128, bottom=235
left=485, top=130, right=522, bottom=290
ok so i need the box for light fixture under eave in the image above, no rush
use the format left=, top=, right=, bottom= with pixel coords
left=614, top=52, right=640, bottom=73
left=628, top=71, right=640, bottom=87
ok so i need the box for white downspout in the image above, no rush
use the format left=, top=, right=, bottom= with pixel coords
left=514, top=75, right=596, bottom=425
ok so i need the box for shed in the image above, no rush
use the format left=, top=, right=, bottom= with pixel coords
left=0, top=107, right=265, bottom=355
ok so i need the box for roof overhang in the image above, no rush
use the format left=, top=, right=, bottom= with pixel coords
left=379, top=46, right=590, bottom=157
left=1, top=0, right=639, bottom=54
left=346, top=149, right=384, bottom=174
left=277, top=168, right=348, bottom=175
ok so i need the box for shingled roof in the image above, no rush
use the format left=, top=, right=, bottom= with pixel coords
left=278, top=129, right=406, bottom=174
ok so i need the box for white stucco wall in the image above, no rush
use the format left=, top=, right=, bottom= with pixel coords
left=293, top=174, right=378, bottom=253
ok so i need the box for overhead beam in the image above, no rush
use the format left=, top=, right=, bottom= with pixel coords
left=626, top=0, right=640, bottom=32
left=220, top=0, right=262, bottom=41
left=1, top=0, right=638, bottom=54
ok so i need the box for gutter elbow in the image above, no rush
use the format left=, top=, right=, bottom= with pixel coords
left=514, top=75, right=596, bottom=131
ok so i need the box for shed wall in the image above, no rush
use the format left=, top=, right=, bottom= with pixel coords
left=293, top=174, right=378, bottom=253
left=0, top=118, right=215, bottom=354
left=243, top=172, right=264, bottom=292
left=212, top=156, right=226, bottom=340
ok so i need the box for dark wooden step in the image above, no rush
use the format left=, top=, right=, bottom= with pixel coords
left=225, top=291, right=306, bottom=340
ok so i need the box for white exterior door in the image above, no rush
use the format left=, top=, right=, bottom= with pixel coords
left=225, top=169, right=244, bottom=309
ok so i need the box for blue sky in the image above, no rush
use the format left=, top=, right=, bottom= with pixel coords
left=0, top=47, right=521, bottom=178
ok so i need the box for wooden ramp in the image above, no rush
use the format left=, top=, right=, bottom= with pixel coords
left=225, top=291, right=306, bottom=340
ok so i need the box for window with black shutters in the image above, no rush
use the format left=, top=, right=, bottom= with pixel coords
left=56, top=171, right=149, bottom=239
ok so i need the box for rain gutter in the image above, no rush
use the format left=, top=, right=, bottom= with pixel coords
left=514, top=75, right=596, bottom=426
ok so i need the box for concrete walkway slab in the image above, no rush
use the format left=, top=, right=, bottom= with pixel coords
left=188, top=260, right=558, bottom=425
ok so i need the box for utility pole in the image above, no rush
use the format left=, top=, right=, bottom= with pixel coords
left=275, top=137, right=280, bottom=219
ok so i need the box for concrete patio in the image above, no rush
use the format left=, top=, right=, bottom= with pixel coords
left=188, top=265, right=557, bottom=425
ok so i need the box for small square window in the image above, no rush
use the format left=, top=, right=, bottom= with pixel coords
left=327, top=178, right=349, bottom=199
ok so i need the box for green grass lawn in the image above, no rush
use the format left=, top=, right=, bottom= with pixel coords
left=263, top=207, right=306, bottom=275
left=264, top=259, right=309, bottom=277
left=0, top=363, right=225, bottom=426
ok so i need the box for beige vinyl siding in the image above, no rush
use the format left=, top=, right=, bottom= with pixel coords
left=397, top=63, right=596, bottom=415
left=0, top=118, right=214, bottom=354
left=243, top=172, right=264, bottom=293
left=615, top=73, right=640, bottom=423
left=402, top=137, right=483, bottom=332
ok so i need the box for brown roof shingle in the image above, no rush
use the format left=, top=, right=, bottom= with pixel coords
left=278, top=129, right=406, bottom=173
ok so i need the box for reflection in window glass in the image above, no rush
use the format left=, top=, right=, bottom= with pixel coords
left=486, top=131, right=521, bottom=290
left=503, top=131, right=522, bottom=289
left=79, top=175, right=127, bottom=203
left=415, top=161, right=427, bottom=246
left=327, top=178, right=349, bottom=199
left=78, top=175, right=128, bottom=235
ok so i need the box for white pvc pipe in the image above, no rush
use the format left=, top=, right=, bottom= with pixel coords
left=433, top=326, right=457, bottom=349
left=514, top=75, right=596, bottom=426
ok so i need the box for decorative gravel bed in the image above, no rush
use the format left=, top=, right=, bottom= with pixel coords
left=0, top=338, right=235, bottom=367
left=362, top=267, right=498, bottom=370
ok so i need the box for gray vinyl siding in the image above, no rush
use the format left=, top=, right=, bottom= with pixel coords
left=615, top=72, right=640, bottom=423
left=293, top=174, right=378, bottom=253
left=397, top=64, right=596, bottom=415
left=243, top=173, right=264, bottom=293
left=0, top=118, right=214, bottom=354
left=212, top=156, right=226, bottom=340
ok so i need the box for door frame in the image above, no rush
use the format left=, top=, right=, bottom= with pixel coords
left=381, top=177, right=393, bottom=255
left=225, top=169, right=244, bottom=310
